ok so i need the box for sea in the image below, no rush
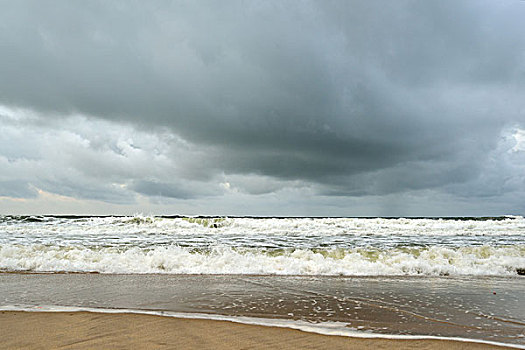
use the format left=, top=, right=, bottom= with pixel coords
left=1, top=215, right=524, bottom=347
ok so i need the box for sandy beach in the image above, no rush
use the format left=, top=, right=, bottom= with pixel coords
left=0, top=311, right=511, bottom=350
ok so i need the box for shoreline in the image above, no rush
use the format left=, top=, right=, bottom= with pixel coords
left=1, top=271, right=524, bottom=279
left=0, top=310, right=515, bottom=350
left=2, top=273, right=524, bottom=347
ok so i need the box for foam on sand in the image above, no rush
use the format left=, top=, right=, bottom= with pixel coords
left=1, top=305, right=523, bottom=349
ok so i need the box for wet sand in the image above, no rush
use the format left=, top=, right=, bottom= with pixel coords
left=0, top=311, right=509, bottom=349
left=2, top=273, right=524, bottom=349
left=2, top=273, right=524, bottom=345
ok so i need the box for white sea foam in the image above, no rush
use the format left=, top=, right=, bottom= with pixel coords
left=2, top=215, right=525, bottom=239
left=1, top=243, right=523, bottom=275
left=1, top=215, right=524, bottom=275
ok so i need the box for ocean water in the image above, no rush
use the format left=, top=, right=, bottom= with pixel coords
left=1, top=215, right=524, bottom=276
left=1, top=215, right=524, bottom=347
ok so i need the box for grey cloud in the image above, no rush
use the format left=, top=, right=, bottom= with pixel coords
left=224, top=174, right=309, bottom=196
left=131, top=180, right=193, bottom=200
left=130, top=179, right=222, bottom=200
left=39, top=179, right=133, bottom=204
left=0, top=181, right=38, bottom=198
left=0, top=111, right=229, bottom=204
left=1, top=1, right=525, bottom=214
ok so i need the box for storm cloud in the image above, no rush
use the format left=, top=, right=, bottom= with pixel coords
left=0, top=0, right=524, bottom=215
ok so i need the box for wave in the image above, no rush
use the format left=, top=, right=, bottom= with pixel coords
left=2, top=215, right=524, bottom=237
left=1, top=244, right=523, bottom=276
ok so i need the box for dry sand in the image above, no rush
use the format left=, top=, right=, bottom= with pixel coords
left=0, top=311, right=511, bottom=349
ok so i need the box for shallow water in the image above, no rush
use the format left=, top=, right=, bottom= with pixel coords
left=1, top=274, right=523, bottom=346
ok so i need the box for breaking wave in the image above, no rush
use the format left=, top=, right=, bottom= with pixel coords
left=1, top=215, right=524, bottom=275
left=1, top=244, right=524, bottom=276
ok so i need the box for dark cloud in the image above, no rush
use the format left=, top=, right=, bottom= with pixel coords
left=131, top=179, right=223, bottom=200
left=131, top=181, right=194, bottom=200
left=0, top=1, right=524, bottom=214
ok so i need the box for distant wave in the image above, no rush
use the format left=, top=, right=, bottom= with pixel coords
left=1, top=215, right=524, bottom=236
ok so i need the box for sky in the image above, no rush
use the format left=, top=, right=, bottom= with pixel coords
left=1, top=0, right=524, bottom=216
